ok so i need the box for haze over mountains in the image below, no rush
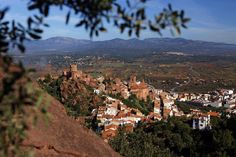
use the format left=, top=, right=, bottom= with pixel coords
left=23, top=37, right=236, bottom=57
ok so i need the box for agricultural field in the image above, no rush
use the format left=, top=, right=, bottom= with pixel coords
left=16, top=53, right=236, bottom=93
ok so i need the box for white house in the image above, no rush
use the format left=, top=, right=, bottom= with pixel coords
left=105, top=107, right=118, bottom=116
left=163, top=98, right=174, bottom=109
left=207, top=101, right=222, bottom=108
left=192, top=115, right=211, bottom=130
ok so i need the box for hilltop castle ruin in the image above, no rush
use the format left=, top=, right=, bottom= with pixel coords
left=63, top=64, right=83, bottom=80
left=62, top=64, right=97, bottom=87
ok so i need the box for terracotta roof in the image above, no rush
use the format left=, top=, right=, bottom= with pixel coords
left=193, top=113, right=209, bottom=118
left=130, top=82, right=148, bottom=90
left=102, top=115, right=114, bottom=119
left=104, top=124, right=119, bottom=131
left=207, top=111, right=220, bottom=117
left=124, top=124, right=134, bottom=132
left=116, top=111, right=126, bottom=118
left=130, top=114, right=143, bottom=118
left=153, top=113, right=162, bottom=119
left=102, top=129, right=117, bottom=139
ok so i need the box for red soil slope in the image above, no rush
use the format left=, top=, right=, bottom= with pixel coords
left=22, top=93, right=121, bottom=157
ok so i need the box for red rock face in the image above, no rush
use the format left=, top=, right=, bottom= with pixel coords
left=23, top=94, right=121, bottom=157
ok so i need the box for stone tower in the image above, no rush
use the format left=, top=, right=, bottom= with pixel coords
left=130, top=75, right=136, bottom=83
left=70, top=64, right=79, bottom=79
left=70, top=64, right=77, bottom=72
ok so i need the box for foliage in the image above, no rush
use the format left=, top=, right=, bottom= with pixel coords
left=85, top=118, right=101, bottom=133
left=108, top=93, right=153, bottom=115
left=38, top=76, right=63, bottom=100
left=0, top=6, right=47, bottom=53
left=39, top=76, right=101, bottom=117
left=27, top=0, right=190, bottom=38
left=64, top=102, right=81, bottom=117
left=109, top=116, right=236, bottom=157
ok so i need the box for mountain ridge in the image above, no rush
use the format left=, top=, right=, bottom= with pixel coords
left=22, top=37, right=236, bottom=56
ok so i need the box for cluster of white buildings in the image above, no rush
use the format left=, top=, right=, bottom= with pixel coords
left=177, top=89, right=236, bottom=109
left=95, top=96, right=144, bottom=139
left=152, top=92, right=184, bottom=120
left=91, top=72, right=236, bottom=136
left=94, top=91, right=185, bottom=140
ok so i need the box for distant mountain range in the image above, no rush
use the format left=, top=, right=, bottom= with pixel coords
left=21, top=37, right=236, bottom=57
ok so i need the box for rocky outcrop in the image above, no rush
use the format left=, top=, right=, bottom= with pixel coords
left=59, top=79, right=103, bottom=115
left=23, top=93, right=120, bottom=157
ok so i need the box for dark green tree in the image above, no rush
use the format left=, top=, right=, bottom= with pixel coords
left=110, top=117, right=236, bottom=157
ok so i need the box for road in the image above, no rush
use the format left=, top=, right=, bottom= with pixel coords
left=170, top=65, right=200, bottom=92
left=170, top=76, right=191, bottom=92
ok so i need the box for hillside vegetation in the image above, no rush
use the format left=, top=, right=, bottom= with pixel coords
left=110, top=116, right=236, bottom=157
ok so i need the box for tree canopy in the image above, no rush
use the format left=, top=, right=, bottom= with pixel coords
left=109, top=116, right=236, bottom=157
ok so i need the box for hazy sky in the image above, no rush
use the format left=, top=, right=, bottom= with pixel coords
left=2, top=0, right=236, bottom=44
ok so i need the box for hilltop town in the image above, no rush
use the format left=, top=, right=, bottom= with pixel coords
left=38, top=64, right=236, bottom=141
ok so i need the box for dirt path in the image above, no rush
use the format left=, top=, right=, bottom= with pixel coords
left=170, top=65, right=199, bottom=92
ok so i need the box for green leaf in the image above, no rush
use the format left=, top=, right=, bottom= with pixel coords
left=168, top=4, right=172, bottom=11
left=33, top=29, right=43, bottom=33
left=128, top=29, right=132, bottom=36
left=1, top=21, right=9, bottom=25
left=44, top=4, right=49, bottom=16
left=17, top=44, right=25, bottom=52
left=66, top=11, right=70, bottom=25
left=181, top=24, right=187, bottom=29
left=175, top=26, right=181, bottom=34
left=28, top=4, right=38, bottom=10
left=99, top=27, right=107, bottom=32
left=95, top=30, right=99, bottom=36
left=183, top=18, right=191, bottom=23
left=28, top=32, right=41, bottom=39
left=27, top=17, right=33, bottom=29
left=36, top=94, right=43, bottom=108
left=34, top=15, right=42, bottom=22
left=156, top=14, right=163, bottom=23
left=41, top=107, right=47, bottom=114
left=75, top=20, right=86, bottom=27
left=126, top=0, right=131, bottom=8
left=180, top=10, right=184, bottom=19
left=44, top=23, right=49, bottom=27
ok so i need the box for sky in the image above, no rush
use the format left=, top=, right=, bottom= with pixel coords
left=1, top=0, right=236, bottom=44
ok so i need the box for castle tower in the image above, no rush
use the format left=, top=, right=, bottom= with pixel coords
left=70, top=64, right=78, bottom=72
left=70, top=64, right=79, bottom=80
left=130, top=75, right=136, bottom=83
